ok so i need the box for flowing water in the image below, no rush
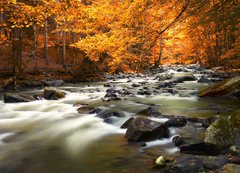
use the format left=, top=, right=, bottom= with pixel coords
left=0, top=69, right=239, bottom=173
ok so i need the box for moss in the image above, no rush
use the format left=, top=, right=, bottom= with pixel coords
left=199, top=76, right=240, bottom=97
left=204, top=110, right=240, bottom=149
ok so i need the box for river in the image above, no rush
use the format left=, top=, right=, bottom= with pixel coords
left=0, top=67, right=239, bottom=173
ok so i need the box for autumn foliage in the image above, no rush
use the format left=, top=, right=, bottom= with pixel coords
left=0, top=0, right=239, bottom=75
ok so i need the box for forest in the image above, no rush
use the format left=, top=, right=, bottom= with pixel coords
left=0, top=0, right=239, bottom=78
left=0, top=0, right=240, bottom=173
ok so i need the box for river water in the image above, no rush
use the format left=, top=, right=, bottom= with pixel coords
left=0, top=69, right=239, bottom=173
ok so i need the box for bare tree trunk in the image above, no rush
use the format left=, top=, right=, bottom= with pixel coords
left=44, top=19, right=49, bottom=65
left=30, top=23, right=38, bottom=58
left=12, top=28, right=22, bottom=87
left=62, top=31, right=66, bottom=67
left=56, top=24, right=61, bottom=64
left=155, top=38, right=164, bottom=67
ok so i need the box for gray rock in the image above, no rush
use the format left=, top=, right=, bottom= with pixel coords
left=171, top=155, right=228, bottom=173
left=4, top=93, right=36, bottom=103
left=126, top=117, right=169, bottom=142
left=136, top=106, right=162, bottom=117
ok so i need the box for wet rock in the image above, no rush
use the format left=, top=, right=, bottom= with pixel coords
left=43, top=87, right=65, bottom=100
left=126, top=117, right=169, bottom=142
left=120, top=117, right=134, bottom=129
left=4, top=93, right=36, bottom=103
left=218, top=164, right=240, bottom=173
left=199, top=76, right=240, bottom=98
left=171, top=155, right=228, bottom=173
left=136, top=106, right=162, bottom=117
left=157, top=73, right=173, bottom=81
left=137, top=91, right=145, bottom=95
left=201, top=117, right=217, bottom=128
left=172, top=136, right=185, bottom=147
left=180, top=142, right=220, bottom=156
left=165, top=116, right=187, bottom=127
left=77, top=105, right=98, bottom=114
left=97, top=111, right=124, bottom=119
left=187, top=117, right=203, bottom=124
left=171, top=155, right=204, bottom=173
left=204, top=110, right=240, bottom=149
left=121, top=89, right=132, bottom=95
left=132, top=83, right=140, bottom=87
left=198, top=76, right=211, bottom=83
left=104, top=83, right=112, bottom=87
left=167, top=89, right=177, bottom=94
left=104, top=117, right=119, bottom=124
left=171, top=72, right=197, bottom=83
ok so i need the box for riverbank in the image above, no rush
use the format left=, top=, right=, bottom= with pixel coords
left=0, top=64, right=239, bottom=173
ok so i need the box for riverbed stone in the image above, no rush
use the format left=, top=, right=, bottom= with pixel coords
left=198, top=76, right=211, bottom=83
left=171, top=72, right=197, bottom=83
left=165, top=116, right=187, bottom=127
left=77, top=105, right=97, bottom=114
left=199, top=76, right=240, bottom=98
left=179, top=142, right=220, bottom=156
left=97, top=111, right=124, bottom=119
left=125, top=117, right=169, bottom=142
left=204, top=110, right=240, bottom=149
left=3, top=93, right=36, bottom=103
left=136, top=106, right=162, bottom=117
left=43, top=87, right=66, bottom=100
left=171, top=155, right=228, bottom=173
left=172, top=136, right=185, bottom=147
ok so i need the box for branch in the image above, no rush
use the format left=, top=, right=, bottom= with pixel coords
left=157, top=0, right=190, bottom=36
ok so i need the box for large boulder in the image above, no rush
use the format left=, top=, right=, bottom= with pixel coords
left=43, top=87, right=66, bottom=100
left=218, top=164, right=240, bottom=173
left=199, top=76, right=240, bottom=98
left=3, top=93, right=36, bottom=103
left=125, top=117, right=169, bottom=142
left=204, top=110, right=240, bottom=149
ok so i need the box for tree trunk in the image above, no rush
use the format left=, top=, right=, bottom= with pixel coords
left=12, top=28, right=22, bottom=87
left=62, top=31, right=66, bottom=67
left=44, top=19, right=49, bottom=65
left=154, top=38, right=164, bottom=68
left=30, top=23, right=38, bottom=58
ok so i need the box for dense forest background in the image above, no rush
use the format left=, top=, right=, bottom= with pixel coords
left=0, top=0, right=239, bottom=78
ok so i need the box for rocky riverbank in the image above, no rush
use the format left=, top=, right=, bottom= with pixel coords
left=0, top=64, right=240, bottom=173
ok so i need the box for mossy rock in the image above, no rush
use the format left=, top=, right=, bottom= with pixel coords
left=218, top=164, right=240, bottom=173
left=204, top=110, right=240, bottom=149
left=199, top=76, right=240, bottom=97
left=43, top=87, right=66, bottom=100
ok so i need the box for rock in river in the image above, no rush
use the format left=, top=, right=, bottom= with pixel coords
left=4, top=93, right=36, bottom=103
left=136, top=106, right=162, bottom=117
left=43, top=87, right=66, bottom=100
left=217, top=164, right=240, bottom=173
left=165, top=116, right=187, bottom=127
left=199, top=76, right=240, bottom=98
left=125, top=117, right=169, bottom=142
left=171, top=155, right=228, bottom=173
left=204, top=110, right=240, bottom=149
left=180, top=142, right=220, bottom=156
